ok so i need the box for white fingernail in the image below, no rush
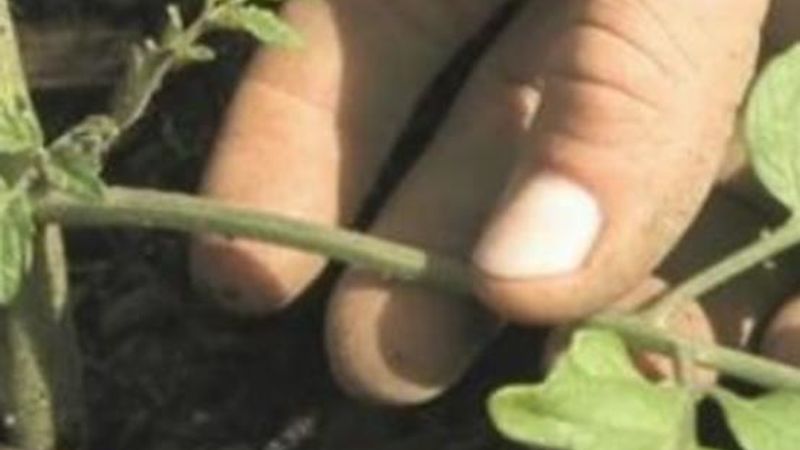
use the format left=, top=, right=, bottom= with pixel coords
left=473, top=172, right=602, bottom=278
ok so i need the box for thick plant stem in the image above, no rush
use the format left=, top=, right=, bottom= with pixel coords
left=0, top=227, right=84, bottom=450
left=1, top=2, right=84, bottom=448
left=35, top=186, right=800, bottom=393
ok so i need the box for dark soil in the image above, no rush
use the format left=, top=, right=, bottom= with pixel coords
left=12, top=1, right=548, bottom=449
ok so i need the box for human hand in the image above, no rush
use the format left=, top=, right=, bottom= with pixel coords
left=191, top=0, right=796, bottom=404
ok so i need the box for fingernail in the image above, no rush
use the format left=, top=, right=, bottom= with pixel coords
left=473, top=172, right=602, bottom=278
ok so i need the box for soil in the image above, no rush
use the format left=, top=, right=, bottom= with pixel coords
left=11, top=1, right=548, bottom=449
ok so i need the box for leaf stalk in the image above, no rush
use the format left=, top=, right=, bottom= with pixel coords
left=643, top=220, right=800, bottom=324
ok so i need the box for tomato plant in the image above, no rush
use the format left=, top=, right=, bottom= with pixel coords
left=2, top=1, right=800, bottom=449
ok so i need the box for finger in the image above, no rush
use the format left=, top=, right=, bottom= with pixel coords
left=761, top=293, right=800, bottom=366
left=326, top=276, right=501, bottom=404
left=325, top=3, right=563, bottom=404
left=190, top=0, right=502, bottom=313
left=473, top=0, right=769, bottom=323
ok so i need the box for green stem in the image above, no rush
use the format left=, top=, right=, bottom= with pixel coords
left=1, top=2, right=82, bottom=449
left=0, top=227, right=84, bottom=450
left=110, top=2, right=216, bottom=130
left=35, top=186, right=800, bottom=392
left=37, top=226, right=85, bottom=448
left=592, top=314, right=800, bottom=391
left=45, top=4, right=218, bottom=162
left=644, top=221, right=800, bottom=323
left=35, top=187, right=473, bottom=294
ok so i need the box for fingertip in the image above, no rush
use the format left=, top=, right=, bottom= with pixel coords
left=472, top=171, right=602, bottom=279
left=325, top=273, right=499, bottom=405
left=760, top=294, right=800, bottom=367
left=472, top=272, right=614, bottom=325
left=470, top=171, right=616, bottom=325
left=471, top=208, right=654, bottom=325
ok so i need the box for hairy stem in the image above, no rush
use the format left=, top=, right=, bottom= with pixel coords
left=644, top=221, right=800, bottom=324
left=35, top=186, right=800, bottom=392
left=592, top=314, right=800, bottom=391
left=111, top=2, right=216, bottom=130
left=0, top=228, right=85, bottom=449
left=1, top=2, right=83, bottom=449
left=36, top=187, right=473, bottom=294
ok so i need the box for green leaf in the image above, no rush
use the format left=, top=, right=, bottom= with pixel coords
left=0, top=180, right=35, bottom=304
left=0, top=10, right=43, bottom=155
left=43, top=152, right=105, bottom=200
left=166, top=4, right=185, bottom=32
left=0, top=152, right=35, bottom=183
left=181, top=44, right=217, bottom=64
left=211, top=3, right=302, bottom=47
left=488, top=329, right=697, bottom=450
left=714, top=388, right=800, bottom=450
left=0, top=96, right=43, bottom=154
left=43, top=116, right=117, bottom=200
left=745, top=43, right=800, bottom=211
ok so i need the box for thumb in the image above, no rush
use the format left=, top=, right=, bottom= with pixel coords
left=472, top=0, right=769, bottom=323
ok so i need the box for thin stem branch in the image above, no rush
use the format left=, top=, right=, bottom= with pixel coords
left=35, top=186, right=800, bottom=393
left=644, top=221, right=800, bottom=323
left=110, top=1, right=225, bottom=131
left=592, top=314, right=800, bottom=391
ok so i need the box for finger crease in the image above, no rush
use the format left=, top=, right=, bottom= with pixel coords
left=574, top=15, right=673, bottom=81
left=631, top=0, right=699, bottom=75
left=547, top=65, right=662, bottom=116
left=245, top=78, right=336, bottom=117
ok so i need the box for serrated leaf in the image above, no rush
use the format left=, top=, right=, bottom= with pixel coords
left=43, top=152, right=105, bottom=200
left=714, top=389, right=800, bottom=450
left=163, top=4, right=189, bottom=47
left=0, top=10, right=43, bottom=155
left=167, top=4, right=185, bottom=32
left=488, top=329, right=697, bottom=450
left=745, top=43, right=800, bottom=211
left=211, top=4, right=302, bottom=47
left=0, top=180, right=35, bottom=304
left=0, top=97, right=43, bottom=154
left=43, top=115, right=117, bottom=200
left=0, top=152, right=35, bottom=183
